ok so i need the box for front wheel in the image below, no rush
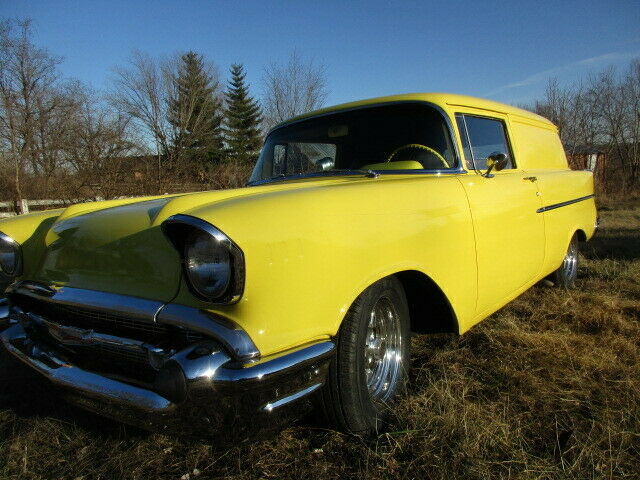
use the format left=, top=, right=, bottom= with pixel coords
left=320, top=276, right=410, bottom=435
left=552, top=234, right=579, bottom=288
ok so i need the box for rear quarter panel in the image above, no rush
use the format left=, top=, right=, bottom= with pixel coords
left=533, top=170, right=596, bottom=275
left=508, top=116, right=596, bottom=275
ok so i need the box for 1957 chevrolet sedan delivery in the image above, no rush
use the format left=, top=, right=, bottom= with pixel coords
left=0, top=93, right=597, bottom=440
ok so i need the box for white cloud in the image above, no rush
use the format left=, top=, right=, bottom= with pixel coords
left=484, top=51, right=640, bottom=97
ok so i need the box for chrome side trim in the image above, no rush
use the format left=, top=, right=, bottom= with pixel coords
left=263, top=383, right=322, bottom=412
left=1, top=323, right=174, bottom=412
left=156, top=303, right=259, bottom=361
left=536, top=194, right=595, bottom=213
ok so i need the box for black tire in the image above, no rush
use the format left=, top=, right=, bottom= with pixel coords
left=320, top=276, right=410, bottom=435
left=553, top=233, right=579, bottom=288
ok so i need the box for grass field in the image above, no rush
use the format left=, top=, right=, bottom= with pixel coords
left=1, top=199, right=638, bottom=480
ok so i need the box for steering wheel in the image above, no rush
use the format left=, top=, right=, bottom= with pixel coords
left=386, top=144, right=449, bottom=168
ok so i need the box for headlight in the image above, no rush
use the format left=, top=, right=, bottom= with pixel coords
left=185, top=229, right=231, bottom=300
left=162, top=215, right=245, bottom=304
left=0, top=232, right=21, bottom=277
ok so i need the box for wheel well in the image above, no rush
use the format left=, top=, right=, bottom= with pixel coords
left=394, top=270, right=459, bottom=335
left=576, top=229, right=587, bottom=242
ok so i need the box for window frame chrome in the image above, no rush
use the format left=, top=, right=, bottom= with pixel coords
left=454, top=112, right=518, bottom=171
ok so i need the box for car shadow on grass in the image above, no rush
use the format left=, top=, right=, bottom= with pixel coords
left=0, top=344, right=152, bottom=441
left=582, top=229, right=640, bottom=261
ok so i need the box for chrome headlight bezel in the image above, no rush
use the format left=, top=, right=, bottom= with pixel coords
left=0, top=231, right=22, bottom=278
left=162, top=215, right=245, bottom=304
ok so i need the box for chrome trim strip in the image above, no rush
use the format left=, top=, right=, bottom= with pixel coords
left=247, top=167, right=468, bottom=187
left=262, top=383, right=322, bottom=412
left=156, top=303, right=259, bottom=361
left=216, top=341, right=334, bottom=381
left=536, top=194, right=595, bottom=213
left=1, top=323, right=174, bottom=412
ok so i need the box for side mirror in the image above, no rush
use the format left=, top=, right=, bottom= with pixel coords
left=483, top=152, right=508, bottom=177
left=316, top=156, right=335, bottom=171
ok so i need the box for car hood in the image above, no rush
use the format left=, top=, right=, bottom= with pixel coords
left=29, top=175, right=369, bottom=301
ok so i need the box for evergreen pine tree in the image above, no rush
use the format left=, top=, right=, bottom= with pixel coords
left=169, top=52, right=225, bottom=164
left=224, top=64, right=263, bottom=163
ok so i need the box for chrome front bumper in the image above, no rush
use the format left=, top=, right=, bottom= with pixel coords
left=0, top=283, right=335, bottom=441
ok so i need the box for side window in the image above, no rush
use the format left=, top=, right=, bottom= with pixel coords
left=456, top=114, right=514, bottom=169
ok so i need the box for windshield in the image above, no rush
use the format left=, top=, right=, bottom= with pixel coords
left=250, top=103, right=458, bottom=183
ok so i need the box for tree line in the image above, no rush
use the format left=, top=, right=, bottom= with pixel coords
left=1, top=18, right=638, bottom=212
left=529, top=60, right=640, bottom=192
left=0, top=19, right=327, bottom=210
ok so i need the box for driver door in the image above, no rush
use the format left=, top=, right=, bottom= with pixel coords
left=455, top=112, right=545, bottom=318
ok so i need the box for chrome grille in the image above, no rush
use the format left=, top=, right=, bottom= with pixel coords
left=9, top=292, right=206, bottom=382
left=11, top=293, right=203, bottom=344
left=45, top=303, right=166, bottom=338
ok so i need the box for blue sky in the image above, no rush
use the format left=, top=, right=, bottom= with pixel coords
left=2, top=0, right=639, bottom=107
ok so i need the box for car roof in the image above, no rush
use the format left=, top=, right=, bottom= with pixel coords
left=271, top=92, right=554, bottom=132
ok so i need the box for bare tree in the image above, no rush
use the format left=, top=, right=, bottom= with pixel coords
left=583, top=63, right=640, bottom=188
left=0, top=19, right=63, bottom=211
left=261, top=51, right=328, bottom=131
left=58, top=84, right=138, bottom=200
left=532, top=60, right=640, bottom=191
left=110, top=50, right=170, bottom=192
left=110, top=51, right=225, bottom=191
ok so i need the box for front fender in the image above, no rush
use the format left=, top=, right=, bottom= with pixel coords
left=170, top=175, right=477, bottom=357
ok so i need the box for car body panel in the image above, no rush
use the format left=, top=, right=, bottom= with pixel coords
left=1, top=93, right=597, bottom=359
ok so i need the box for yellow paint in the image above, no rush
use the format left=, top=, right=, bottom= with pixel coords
left=0, top=93, right=597, bottom=357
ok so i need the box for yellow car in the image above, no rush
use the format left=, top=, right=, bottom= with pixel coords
left=0, top=93, right=597, bottom=440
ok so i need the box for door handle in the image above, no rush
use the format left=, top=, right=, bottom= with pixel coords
left=523, top=176, right=537, bottom=182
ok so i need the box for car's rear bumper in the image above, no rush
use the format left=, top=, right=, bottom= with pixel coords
left=1, top=302, right=334, bottom=442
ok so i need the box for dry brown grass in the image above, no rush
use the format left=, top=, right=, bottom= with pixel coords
left=1, top=199, right=639, bottom=480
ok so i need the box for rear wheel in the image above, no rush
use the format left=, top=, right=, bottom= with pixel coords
left=320, top=276, right=410, bottom=435
left=553, top=234, right=579, bottom=288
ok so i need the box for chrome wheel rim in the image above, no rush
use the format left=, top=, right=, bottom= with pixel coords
left=364, top=296, right=403, bottom=402
left=563, top=240, right=578, bottom=283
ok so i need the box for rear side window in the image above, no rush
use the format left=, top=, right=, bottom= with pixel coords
left=456, top=114, right=514, bottom=169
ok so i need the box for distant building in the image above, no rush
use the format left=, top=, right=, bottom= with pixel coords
left=565, top=145, right=607, bottom=187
